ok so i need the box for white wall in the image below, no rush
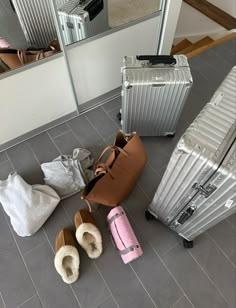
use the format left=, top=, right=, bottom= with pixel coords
left=175, top=2, right=225, bottom=40
left=0, top=57, right=76, bottom=144
left=208, top=0, right=236, bottom=18
left=67, top=16, right=161, bottom=104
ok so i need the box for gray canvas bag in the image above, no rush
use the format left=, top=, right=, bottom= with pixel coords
left=41, top=148, right=94, bottom=199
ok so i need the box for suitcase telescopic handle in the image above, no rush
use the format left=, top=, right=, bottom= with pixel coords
left=136, top=55, right=176, bottom=65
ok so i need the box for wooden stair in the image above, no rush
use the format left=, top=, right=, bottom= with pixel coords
left=176, top=36, right=214, bottom=55
left=171, top=39, right=192, bottom=54
left=172, top=32, right=236, bottom=58
left=184, top=0, right=236, bottom=30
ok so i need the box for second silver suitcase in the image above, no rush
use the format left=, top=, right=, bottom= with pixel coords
left=12, top=0, right=68, bottom=48
left=147, top=66, right=236, bottom=247
left=58, top=0, right=107, bottom=45
left=121, top=55, right=193, bottom=136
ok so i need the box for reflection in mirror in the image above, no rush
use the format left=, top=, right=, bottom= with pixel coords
left=0, top=0, right=61, bottom=75
left=0, top=0, right=161, bottom=74
left=57, top=0, right=161, bottom=46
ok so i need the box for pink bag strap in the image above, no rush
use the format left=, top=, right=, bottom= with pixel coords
left=95, top=163, right=114, bottom=179
left=94, top=145, right=128, bottom=170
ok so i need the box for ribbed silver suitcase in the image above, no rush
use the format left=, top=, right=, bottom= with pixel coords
left=58, top=0, right=107, bottom=45
left=147, top=66, right=236, bottom=247
left=12, top=0, right=68, bottom=48
left=121, top=55, right=193, bottom=136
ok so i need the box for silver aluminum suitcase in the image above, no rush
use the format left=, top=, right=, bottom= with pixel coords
left=147, top=66, right=236, bottom=247
left=58, top=0, right=107, bottom=45
left=121, top=55, right=193, bottom=136
left=12, top=0, right=68, bottom=48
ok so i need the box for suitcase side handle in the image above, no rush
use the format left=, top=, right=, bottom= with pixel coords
left=136, top=55, right=176, bottom=65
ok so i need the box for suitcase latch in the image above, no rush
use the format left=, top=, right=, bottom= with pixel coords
left=177, top=206, right=196, bottom=225
left=193, top=183, right=217, bottom=198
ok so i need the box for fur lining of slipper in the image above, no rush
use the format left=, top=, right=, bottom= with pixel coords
left=76, top=223, right=102, bottom=259
left=54, top=245, right=80, bottom=284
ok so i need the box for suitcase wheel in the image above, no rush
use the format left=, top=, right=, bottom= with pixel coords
left=183, top=239, right=194, bottom=249
left=145, top=211, right=155, bottom=221
left=117, top=112, right=121, bottom=122
left=166, top=133, right=175, bottom=138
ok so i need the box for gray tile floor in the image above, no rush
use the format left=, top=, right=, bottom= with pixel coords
left=0, top=39, right=236, bottom=308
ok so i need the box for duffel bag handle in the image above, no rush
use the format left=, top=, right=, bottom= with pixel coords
left=136, top=55, right=176, bottom=65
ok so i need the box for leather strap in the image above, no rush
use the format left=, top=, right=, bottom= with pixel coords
left=94, top=145, right=128, bottom=170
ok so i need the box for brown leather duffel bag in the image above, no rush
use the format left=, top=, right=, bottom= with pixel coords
left=81, top=130, right=147, bottom=210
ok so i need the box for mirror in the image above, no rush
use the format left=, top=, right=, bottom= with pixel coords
left=57, top=0, right=162, bottom=46
left=0, top=0, right=62, bottom=75
left=0, top=0, right=161, bottom=75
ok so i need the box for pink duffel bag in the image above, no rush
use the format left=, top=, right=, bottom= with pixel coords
left=107, top=206, right=143, bottom=264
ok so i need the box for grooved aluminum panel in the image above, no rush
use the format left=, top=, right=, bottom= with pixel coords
left=58, top=0, right=108, bottom=44
left=121, top=55, right=193, bottom=136
left=12, top=0, right=68, bottom=48
left=148, top=66, right=236, bottom=240
left=173, top=141, right=236, bottom=240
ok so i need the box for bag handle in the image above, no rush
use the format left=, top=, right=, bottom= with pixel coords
left=94, top=145, right=128, bottom=170
left=136, top=55, right=176, bottom=65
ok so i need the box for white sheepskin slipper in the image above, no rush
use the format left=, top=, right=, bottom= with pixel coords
left=75, top=222, right=102, bottom=259
left=74, top=210, right=103, bottom=259
left=54, top=245, right=80, bottom=284
left=54, top=229, right=80, bottom=284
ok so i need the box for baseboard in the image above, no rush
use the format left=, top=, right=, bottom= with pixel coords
left=0, top=87, right=121, bottom=152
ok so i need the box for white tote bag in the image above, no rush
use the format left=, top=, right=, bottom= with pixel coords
left=0, top=173, right=60, bottom=236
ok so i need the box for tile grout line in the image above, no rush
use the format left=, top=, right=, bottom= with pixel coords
left=46, top=131, right=63, bottom=155
left=125, top=207, right=194, bottom=308
left=5, top=151, right=15, bottom=172
left=16, top=295, right=38, bottom=308
left=84, top=114, right=108, bottom=143
left=48, top=127, right=71, bottom=140
left=1, top=208, right=45, bottom=308
left=124, top=207, right=193, bottom=308
left=169, top=295, right=188, bottom=308
left=151, top=245, right=196, bottom=308
left=42, top=228, right=82, bottom=308
left=225, top=217, right=236, bottom=231
left=187, top=248, right=231, bottom=307
left=101, top=98, right=121, bottom=114
left=0, top=158, right=9, bottom=167
left=23, top=240, right=48, bottom=257
left=101, top=105, right=121, bottom=129
left=60, top=204, right=117, bottom=308
left=129, top=264, right=158, bottom=308
left=93, top=295, right=113, bottom=308
left=21, top=140, right=82, bottom=308
left=93, top=263, right=120, bottom=308
left=0, top=291, right=6, bottom=308
left=206, top=232, right=236, bottom=268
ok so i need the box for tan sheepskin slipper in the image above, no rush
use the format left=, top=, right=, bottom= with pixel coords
left=54, top=229, right=80, bottom=284
left=74, top=210, right=102, bottom=259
